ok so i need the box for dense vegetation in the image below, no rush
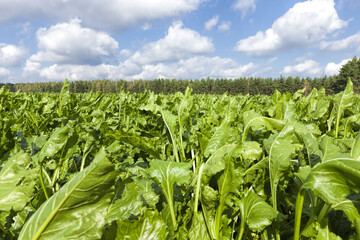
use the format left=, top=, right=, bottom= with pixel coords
left=1, top=78, right=360, bottom=239
left=1, top=57, right=360, bottom=95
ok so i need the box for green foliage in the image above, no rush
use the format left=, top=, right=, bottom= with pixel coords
left=0, top=79, right=359, bottom=239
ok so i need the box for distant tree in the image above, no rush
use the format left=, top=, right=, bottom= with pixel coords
left=335, top=56, right=360, bottom=93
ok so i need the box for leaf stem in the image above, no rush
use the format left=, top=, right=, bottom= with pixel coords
left=194, top=164, right=204, bottom=213
left=237, top=214, right=246, bottom=240
left=355, top=218, right=360, bottom=239
left=294, top=189, right=306, bottom=240
left=80, top=151, right=89, bottom=171
left=39, top=165, right=49, bottom=200
left=317, top=203, right=331, bottom=224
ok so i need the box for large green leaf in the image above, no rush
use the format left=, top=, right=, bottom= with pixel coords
left=319, top=135, right=342, bottom=162
left=327, top=79, right=354, bottom=138
left=239, top=189, right=277, bottom=232
left=315, top=224, right=341, bottom=240
left=242, top=111, right=284, bottom=142
left=106, top=181, right=144, bottom=223
left=296, top=132, right=322, bottom=166
left=331, top=199, right=360, bottom=226
left=19, top=148, right=117, bottom=240
left=148, top=160, right=192, bottom=228
left=264, top=124, right=295, bottom=209
left=302, top=158, right=360, bottom=204
left=189, top=212, right=211, bottom=240
left=161, top=110, right=180, bottom=162
left=202, top=144, right=238, bottom=184
left=204, top=106, right=235, bottom=158
left=351, top=133, right=360, bottom=160
left=0, top=151, right=38, bottom=212
left=115, top=210, right=167, bottom=240
left=36, top=126, right=70, bottom=163
left=58, top=78, right=71, bottom=117
left=112, top=129, right=161, bottom=159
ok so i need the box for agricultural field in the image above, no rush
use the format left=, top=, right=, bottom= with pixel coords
left=1, top=79, right=360, bottom=239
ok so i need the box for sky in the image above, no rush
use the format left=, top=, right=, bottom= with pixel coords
left=0, top=0, right=360, bottom=83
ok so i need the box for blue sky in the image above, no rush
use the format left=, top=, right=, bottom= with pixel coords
left=0, top=0, right=360, bottom=83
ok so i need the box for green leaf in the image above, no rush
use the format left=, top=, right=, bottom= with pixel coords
left=241, top=141, right=263, bottom=166
left=215, top=157, right=243, bottom=238
left=115, top=210, right=167, bottom=240
left=134, top=179, right=159, bottom=208
left=242, top=111, right=284, bottom=142
left=58, top=78, right=71, bottom=117
left=204, top=110, right=234, bottom=158
left=328, top=79, right=354, bottom=138
left=202, top=144, right=238, bottom=184
left=161, top=110, right=180, bottom=162
left=331, top=199, right=360, bottom=226
left=315, top=224, right=341, bottom=240
left=351, top=133, right=360, bottom=160
left=149, top=160, right=192, bottom=191
left=0, top=151, right=38, bottom=212
left=106, top=181, right=143, bottom=223
left=189, top=212, right=211, bottom=240
left=319, top=135, right=342, bottom=162
left=113, top=129, right=161, bottom=159
left=19, top=148, right=117, bottom=240
left=264, top=124, right=295, bottom=209
left=239, top=189, right=277, bottom=232
left=37, top=126, right=70, bottom=163
left=149, top=160, right=192, bottom=228
left=302, top=158, right=360, bottom=204
left=296, top=132, right=322, bottom=166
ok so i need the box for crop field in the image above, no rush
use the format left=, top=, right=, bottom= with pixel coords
left=1, top=79, right=360, bottom=239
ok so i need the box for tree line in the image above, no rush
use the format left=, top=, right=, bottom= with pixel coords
left=1, top=57, right=359, bottom=95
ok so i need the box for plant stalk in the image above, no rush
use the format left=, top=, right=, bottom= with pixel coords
left=39, top=166, right=49, bottom=200
left=194, top=164, right=204, bottom=214
left=294, top=189, right=306, bottom=240
left=237, top=214, right=246, bottom=240
left=317, top=203, right=331, bottom=224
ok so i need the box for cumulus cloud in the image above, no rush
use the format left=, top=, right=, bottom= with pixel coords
left=0, top=67, right=11, bottom=80
left=235, top=0, right=347, bottom=57
left=0, top=0, right=204, bottom=31
left=325, top=58, right=351, bottom=76
left=233, top=0, right=256, bottom=18
left=130, top=21, right=214, bottom=65
left=21, top=56, right=256, bottom=82
left=205, top=15, right=219, bottom=31
left=281, top=59, right=322, bottom=76
left=28, top=18, right=118, bottom=66
left=119, top=49, right=132, bottom=57
left=0, top=44, right=27, bottom=67
left=320, top=31, right=360, bottom=53
left=132, top=56, right=256, bottom=80
left=218, top=21, right=231, bottom=31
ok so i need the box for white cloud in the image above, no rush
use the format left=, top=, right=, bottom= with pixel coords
left=325, top=58, right=351, bottom=76
left=130, top=21, right=214, bottom=65
left=281, top=59, right=322, bottom=76
left=205, top=15, right=219, bottom=31
left=320, top=31, right=360, bottom=53
left=0, top=0, right=205, bottom=31
left=0, top=67, right=11, bottom=80
left=133, top=56, right=256, bottom=80
left=235, top=0, right=347, bottom=57
left=142, top=23, right=152, bottom=30
left=233, top=0, right=256, bottom=18
left=218, top=21, right=231, bottom=31
left=119, top=49, right=132, bottom=57
left=21, top=56, right=256, bottom=82
left=28, top=18, right=118, bottom=65
left=0, top=44, right=27, bottom=67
